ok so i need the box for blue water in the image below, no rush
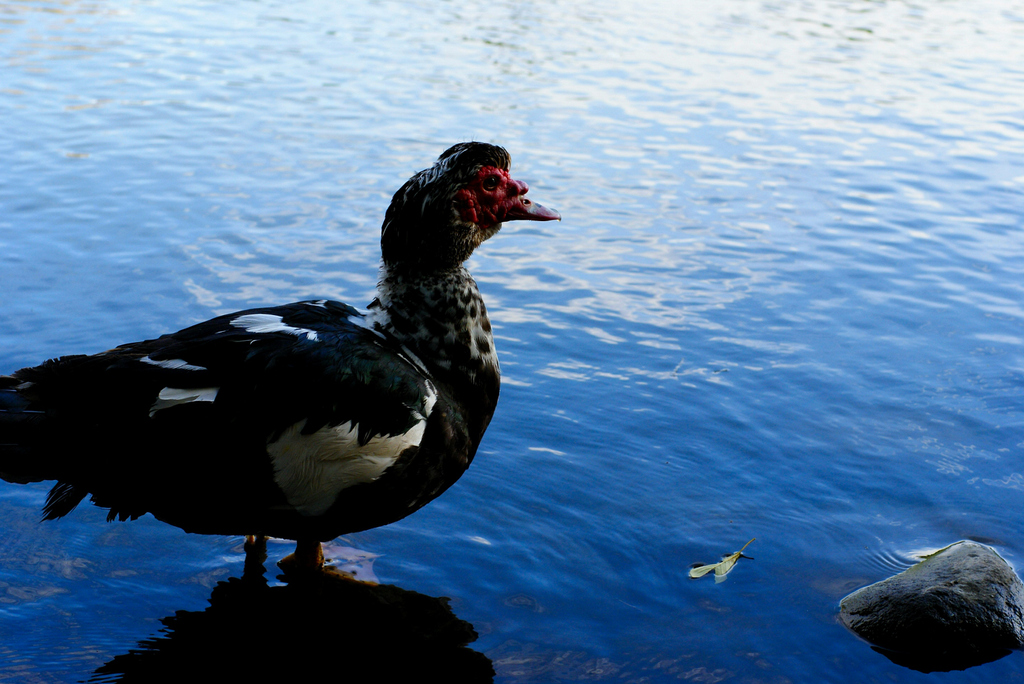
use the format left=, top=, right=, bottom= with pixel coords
left=2, top=0, right=1024, bottom=680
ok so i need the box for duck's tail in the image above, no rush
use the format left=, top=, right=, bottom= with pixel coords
left=0, top=375, right=49, bottom=484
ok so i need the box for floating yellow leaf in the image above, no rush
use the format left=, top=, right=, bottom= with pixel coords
left=688, top=562, right=720, bottom=579
left=689, top=538, right=755, bottom=582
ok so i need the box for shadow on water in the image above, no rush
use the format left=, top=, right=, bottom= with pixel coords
left=869, top=644, right=1015, bottom=675
left=89, top=547, right=494, bottom=683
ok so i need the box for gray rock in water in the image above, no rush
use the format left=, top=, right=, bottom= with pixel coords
left=840, top=540, right=1024, bottom=672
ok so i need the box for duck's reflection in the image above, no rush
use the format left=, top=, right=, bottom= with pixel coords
left=91, top=543, right=494, bottom=682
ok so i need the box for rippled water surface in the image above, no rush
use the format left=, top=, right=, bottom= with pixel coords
left=2, top=0, right=1024, bottom=680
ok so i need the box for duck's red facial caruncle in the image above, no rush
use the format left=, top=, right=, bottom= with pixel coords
left=456, top=165, right=561, bottom=229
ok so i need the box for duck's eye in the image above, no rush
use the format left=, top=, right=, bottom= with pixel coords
left=482, top=175, right=500, bottom=191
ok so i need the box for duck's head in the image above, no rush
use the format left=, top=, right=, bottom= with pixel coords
left=381, top=142, right=560, bottom=271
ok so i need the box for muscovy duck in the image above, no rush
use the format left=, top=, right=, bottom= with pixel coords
left=0, top=142, right=560, bottom=568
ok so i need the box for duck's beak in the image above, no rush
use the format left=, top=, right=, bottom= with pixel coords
left=503, top=178, right=561, bottom=222
left=506, top=195, right=561, bottom=222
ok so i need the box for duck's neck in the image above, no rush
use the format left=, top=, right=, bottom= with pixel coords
left=367, top=265, right=500, bottom=396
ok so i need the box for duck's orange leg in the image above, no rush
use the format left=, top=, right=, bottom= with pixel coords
left=278, top=538, right=324, bottom=572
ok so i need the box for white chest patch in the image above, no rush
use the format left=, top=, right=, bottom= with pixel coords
left=268, top=420, right=426, bottom=517
left=267, top=384, right=437, bottom=517
left=231, top=313, right=319, bottom=341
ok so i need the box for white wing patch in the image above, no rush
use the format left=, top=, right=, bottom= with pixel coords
left=231, top=313, right=319, bottom=341
left=347, top=311, right=387, bottom=339
left=149, top=387, right=219, bottom=417
left=268, top=383, right=437, bottom=517
left=140, top=356, right=207, bottom=371
left=422, top=379, right=438, bottom=417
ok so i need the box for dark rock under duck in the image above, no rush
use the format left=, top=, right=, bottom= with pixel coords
left=0, top=142, right=560, bottom=568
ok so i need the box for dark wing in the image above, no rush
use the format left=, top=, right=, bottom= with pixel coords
left=130, top=300, right=433, bottom=441
left=12, top=300, right=439, bottom=527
